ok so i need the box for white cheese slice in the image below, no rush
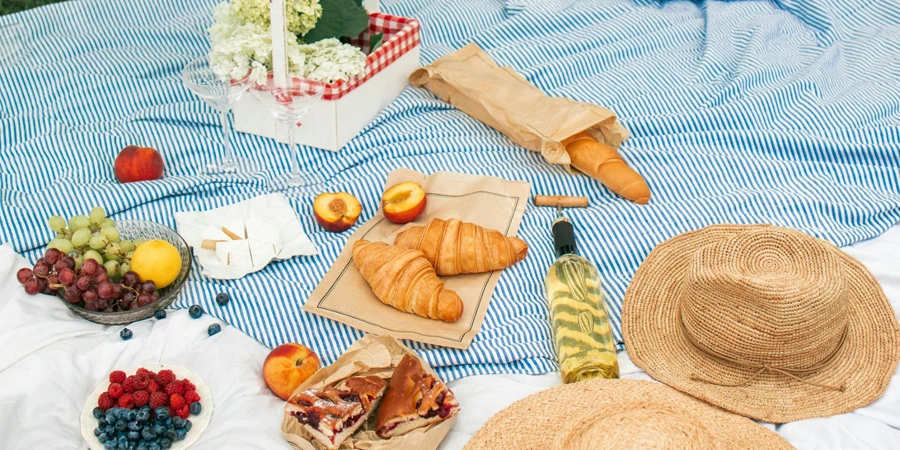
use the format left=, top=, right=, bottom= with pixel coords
left=245, top=219, right=282, bottom=255
left=220, top=219, right=246, bottom=240
left=248, top=238, right=277, bottom=267
left=215, top=240, right=252, bottom=267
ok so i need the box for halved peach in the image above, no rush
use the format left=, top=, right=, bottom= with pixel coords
left=382, top=181, right=427, bottom=224
left=313, top=192, right=362, bottom=232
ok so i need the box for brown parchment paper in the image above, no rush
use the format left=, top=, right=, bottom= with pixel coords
left=302, top=168, right=530, bottom=349
left=281, top=335, right=457, bottom=450
left=409, top=43, right=630, bottom=168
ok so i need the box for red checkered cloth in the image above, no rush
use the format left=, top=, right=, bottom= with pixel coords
left=321, top=12, right=421, bottom=101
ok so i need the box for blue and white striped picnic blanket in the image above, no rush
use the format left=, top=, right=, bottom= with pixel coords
left=2, top=0, right=899, bottom=381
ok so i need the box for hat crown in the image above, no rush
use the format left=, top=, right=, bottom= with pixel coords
left=680, top=228, right=848, bottom=370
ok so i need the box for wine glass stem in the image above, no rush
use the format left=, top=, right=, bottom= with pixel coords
left=221, top=109, right=233, bottom=164
left=288, top=122, right=300, bottom=179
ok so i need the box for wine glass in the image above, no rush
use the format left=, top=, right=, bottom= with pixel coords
left=250, top=75, right=325, bottom=187
left=181, top=56, right=253, bottom=176
left=0, top=23, right=28, bottom=68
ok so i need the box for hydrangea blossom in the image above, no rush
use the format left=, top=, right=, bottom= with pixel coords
left=207, top=1, right=366, bottom=85
left=231, top=0, right=321, bottom=36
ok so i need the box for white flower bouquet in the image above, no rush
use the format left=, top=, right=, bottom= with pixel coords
left=208, top=0, right=379, bottom=84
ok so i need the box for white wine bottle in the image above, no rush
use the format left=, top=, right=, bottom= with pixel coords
left=545, top=208, right=619, bottom=383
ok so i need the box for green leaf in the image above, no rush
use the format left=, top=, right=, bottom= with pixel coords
left=368, top=32, right=383, bottom=54
left=304, top=0, right=370, bottom=43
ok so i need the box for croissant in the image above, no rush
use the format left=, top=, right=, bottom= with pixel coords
left=352, top=240, right=464, bottom=322
left=393, top=218, right=528, bottom=276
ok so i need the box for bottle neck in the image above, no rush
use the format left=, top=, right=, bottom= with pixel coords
left=552, top=218, right=577, bottom=258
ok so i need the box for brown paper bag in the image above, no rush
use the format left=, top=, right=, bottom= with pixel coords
left=409, top=43, right=630, bottom=168
left=303, top=168, right=530, bottom=349
left=281, top=335, right=457, bottom=450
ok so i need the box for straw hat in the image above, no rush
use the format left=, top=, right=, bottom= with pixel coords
left=623, top=224, right=900, bottom=423
left=463, top=379, right=792, bottom=450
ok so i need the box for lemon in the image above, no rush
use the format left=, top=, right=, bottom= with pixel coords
left=131, top=239, right=182, bottom=288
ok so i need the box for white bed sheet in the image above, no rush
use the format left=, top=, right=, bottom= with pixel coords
left=1, top=224, right=898, bottom=449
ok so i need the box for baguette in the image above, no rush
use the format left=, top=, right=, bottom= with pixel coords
left=563, top=131, right=651, bottom=204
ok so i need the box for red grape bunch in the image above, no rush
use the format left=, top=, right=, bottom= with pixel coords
left=18, top=248, right=159, bottom=312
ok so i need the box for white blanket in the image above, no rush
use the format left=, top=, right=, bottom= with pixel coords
left=1, top=225, right=899, bottom=449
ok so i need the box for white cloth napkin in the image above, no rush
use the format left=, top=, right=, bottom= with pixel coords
left=174, top=194, right=317, bottom=279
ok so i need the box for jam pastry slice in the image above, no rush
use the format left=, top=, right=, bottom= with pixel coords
left=286, top=375, right=388, bottom=449
left=375, top=354, right=461, bottom=438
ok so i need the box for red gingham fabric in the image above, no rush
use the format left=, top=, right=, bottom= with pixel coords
left=319, top=13, right=421, bottom=101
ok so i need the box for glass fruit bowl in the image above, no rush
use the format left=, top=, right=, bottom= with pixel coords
left=59, top=220, right=191, bottom=325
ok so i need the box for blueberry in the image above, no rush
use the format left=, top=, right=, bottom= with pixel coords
left=189, top=401, right=202, bottom=415
left=154, top=407, right=169, bottom=420
left=188, top=305, right=203, bottom=319
left=172, top=417, right=185, bottom=429
left=126, top=410, right=136, bottom=421
left=128, top=420, right=140, bottom=431
left=175, top=428, right=187, bottom=441
left=159, top=438, right=172, bottom=449
left=116, top=420, right=127, bottom=431
left=137, top=443, right=148, bottom=450
left=148, top=443, right=161, bottom=450
left=127, top=431, right=140, bottom=441
left=164, top=417, right=173, bottom=428
left=98, top=432, right=109, bottom=442
left=215, top=292, right=229, bottom=306
left=152, top=425, right=166, bottom=435
left=136, top=409, right=150, bottom=422
left=183, top=421, right=191, bottom=432
left=153, top=310, right=166, bottom=320
left=117, top=435, right=128, bottom=448
left=141, top=428, right=156, bottom=440
left=120, top=328, right=133, bottom=340
left=104, top=439, right=116, bottom=450
left=207, top=323, right=221, bottom=336
left=93, top=407, right=105, bottom=419
left=99, top=416, right=108, bottom=426
left=105, top=424, right=115, bottom=435
left=94, top=426, right=103, bottom=437
left=105, top=411, right=116, bottom=424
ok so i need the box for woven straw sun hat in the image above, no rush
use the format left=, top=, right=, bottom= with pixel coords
left=622, top=224, right=900, bottom=423
left=463, top=379, right=792, bottom=450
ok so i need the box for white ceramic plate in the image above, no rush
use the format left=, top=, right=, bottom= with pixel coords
left=80, top=364, right=214, bottom=450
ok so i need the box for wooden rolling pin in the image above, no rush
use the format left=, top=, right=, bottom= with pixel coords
left=562, top=132, right=651, bottom=204
left=534, top=195, right=589, bottom=208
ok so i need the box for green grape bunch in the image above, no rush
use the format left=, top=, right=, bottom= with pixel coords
left=45, top=206, right=137, bottom=279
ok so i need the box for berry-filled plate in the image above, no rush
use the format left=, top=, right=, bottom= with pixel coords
left=80, top=364, right=214, bottom=450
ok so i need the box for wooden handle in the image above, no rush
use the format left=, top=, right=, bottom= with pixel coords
left=533, top=195, right=589, bottom=208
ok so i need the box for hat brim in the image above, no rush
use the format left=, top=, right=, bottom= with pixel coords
left=463, top=379, right=792, bottom=450
left=623, top=224, right=900, bottom=423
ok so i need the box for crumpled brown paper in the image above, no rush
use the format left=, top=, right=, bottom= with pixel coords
left=303, top=167, right=530, bottom=349
left=281, top=335, right=457, bottom=450
left=409, top=43, right=630, bottom=167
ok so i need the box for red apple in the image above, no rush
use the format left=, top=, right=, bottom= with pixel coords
left=313, top=192, right=362, bottom=233
left=263, top=343, right=322, bottom=400
left=114, top=145, right=164, bottom=183
left=382, top=181, right=426, bottom=224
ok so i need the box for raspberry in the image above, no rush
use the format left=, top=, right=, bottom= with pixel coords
left=109, top=371, right=127, bottom=384
left=156, top=370, right=175, bottom=386
left=165, top=380, right=185, bottom=396
left=149, top=391, right=168, bottom=409
left=117, top=394, right=134, bottom=409
left=184, top=390, right=200, bottom=404
left=175, top=405, right=190, bottom=419
left=147, top=380, right=160, bottom=393
left=182, top=379, right=196, bottom=392
left=122, top=376, right=137, bottom=394
left=136, top=368, right=156, bottom=380
left=107, top=383, right=124, bottom=399
left=169, top=393, right=185, bottom=411
left=98, top=392, right=114, bottom=410
left=133, top=390, right=150, bottom=407
left=134, top=375, right=149, bottom=391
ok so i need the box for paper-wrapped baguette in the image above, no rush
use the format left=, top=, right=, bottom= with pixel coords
left=563, top=131, right=651, bottom=204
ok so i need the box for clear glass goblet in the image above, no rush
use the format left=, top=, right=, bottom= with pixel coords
left=181, top=56, right=253, bottom=176
left=250, top=75, right=325, bottom=187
